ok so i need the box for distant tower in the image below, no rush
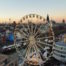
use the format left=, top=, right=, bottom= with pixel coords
left=47, top=14, right=49, bottom=22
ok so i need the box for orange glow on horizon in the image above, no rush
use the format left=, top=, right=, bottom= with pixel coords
left=0, top=16, right=66, bottom=23
left=0, top=18, right=19, bottom=23
left=51, top=16, right=66, bottom=22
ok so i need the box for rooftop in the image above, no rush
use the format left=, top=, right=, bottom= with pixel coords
left=56, top=41, right=66, bottom=46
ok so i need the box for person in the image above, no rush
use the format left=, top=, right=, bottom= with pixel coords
left=2, top=35, right=6, bottom=44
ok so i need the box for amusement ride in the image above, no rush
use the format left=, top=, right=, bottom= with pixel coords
left=14, top=14, right=55, bottom=66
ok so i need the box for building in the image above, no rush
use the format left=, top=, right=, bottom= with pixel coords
left=52, top=34, right=66, bottom=63
left=0, top=54, right=18, bottom=66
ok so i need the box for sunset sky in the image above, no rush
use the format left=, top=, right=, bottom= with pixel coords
left=0, top=0, right=66, bottom=23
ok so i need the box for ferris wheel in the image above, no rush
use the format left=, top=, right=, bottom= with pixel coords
left=14, top=15, right=55, bottom=66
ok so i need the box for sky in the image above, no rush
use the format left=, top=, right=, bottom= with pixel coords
left=0, top=0, right=66, bottom=23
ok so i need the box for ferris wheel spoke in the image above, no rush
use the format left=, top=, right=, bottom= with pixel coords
left=21, top=45, right=29, bottom=58
left=34, top=24, right=37, bottom=34
left=27, top=24, right=31, bottom=35
left=36, top=43, right=45, bottom=50
left=22, top=24, right=28, bottom=34
left=15, top=30, right=28, bottom=39
left=23, top=24, right=30, bottom=36
left=33, top=44, right=38, bottom=53
left=37, top=36, right=53, bottom=40
left=32, top=45, right=39, bottom=61
left=36, top=33, right=43, bottom=38
left=20, top=24, right=29, bottom=37
left=25, top=44, right=32, bottom=59
left=20, top=40, right=29, bottom=44
left=34, top=29, right=40, bottom=37
left=35, top=44, right=41, bottom=54
left=34, top=44, right=42, bottom=62
left=20, top=30, right=29, bottom=37
left=24, top=28, right=29, bottom=35
left=34, top=25, right=40, bottom=37
left=31, top=23, right=34, bottom=35
left=22, top=49, right=27, bottom=56
left=37, top=37, right=45, bottom=40
left=37, top=41, right=52, bottom=47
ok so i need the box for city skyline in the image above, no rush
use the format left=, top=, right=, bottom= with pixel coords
left=0, top=0, right=66, bottom=23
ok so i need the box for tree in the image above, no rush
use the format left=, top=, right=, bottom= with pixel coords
left=12, top=21, right=16, bottom=29
left=62, top=19, right=65, bottom=24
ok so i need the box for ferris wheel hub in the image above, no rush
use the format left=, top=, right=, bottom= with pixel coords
left=29, top=35, right=36, bottom=45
